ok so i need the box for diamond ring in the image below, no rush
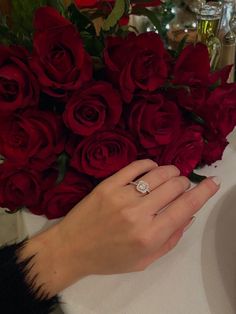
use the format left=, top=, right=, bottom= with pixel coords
left=130, top=180, right=150, bottom=194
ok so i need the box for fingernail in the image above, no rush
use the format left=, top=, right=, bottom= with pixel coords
left=184, top=216, right=196, bottom=232
left=210, top=176, right=221, bottom=186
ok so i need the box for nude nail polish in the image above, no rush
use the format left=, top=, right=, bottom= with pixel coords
left=211, top=176, right=221, bottom=186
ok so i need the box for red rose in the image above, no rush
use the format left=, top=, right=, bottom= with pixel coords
left=0, top=164, right=42, bottom=211
left=30, top=7, right=93, bottom=100
left=104, top=32, right=168, bottom=102
left=32, top=170, right=93, bottom=219
left=159, top=125, right=204, bottom=176
left=70, top=130, right=137, bottom=178
left=129, top=93, right=181, bottom=150
left=0, top=110, right=64, bottom=170
left=0, top=46, right=39, bottom=114
left=173, top=43, right=211, bottom=86
left=202, top=84, right=236, bottom=138
left=202, top=138, right=228, bottom=165
left=33, top=5, right=70, bottom=30
left=63, top=81, right=122, bottom=136
left=0, top=163, right=58, bottom=212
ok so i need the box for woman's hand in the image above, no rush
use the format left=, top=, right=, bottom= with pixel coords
left=19, top=160, right=220, bottom=297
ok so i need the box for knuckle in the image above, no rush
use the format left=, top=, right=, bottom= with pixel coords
left=93, top=185, right=102, bottom=197
left=130, top=160, right=139, bottom=167
left=109, top=194, right=122, bottom=207
left=143, top=158, right=156, bottom=165
left=156, top=167, right=170, bottom=181
left=177, top=176, right=191, bottom=190
left=94, top=182, right=111, bottom=198
left=129, top=160, right=141, bottom=171
left=119, top=209, right=136, bottom=225
left=134, top=232, right=152, bottom=250
left=169, top=165, right=181, bottom=175
left=184, top=193, right=200, bottom=211
left=157, top=165, right=180, bottom=181
left=182, top=176, right=191, bottom=186
left=132, top=159, right=156, bottom=169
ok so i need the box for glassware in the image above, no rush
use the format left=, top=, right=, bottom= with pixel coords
left=197, top=2, right=223, bottom=69
left=219, top=30, right=235, bottom=82
left=218, top=0, right=236, bottom=80
left=229, top=13, right=236, bottom=34
left=219, top=0, right=235, bottom=39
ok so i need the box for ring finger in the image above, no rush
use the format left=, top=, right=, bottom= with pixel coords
left=124, top=165, right=180, bottom=197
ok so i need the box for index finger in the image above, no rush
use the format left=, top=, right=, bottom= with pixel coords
left=152, top=177, right=220, bottom=242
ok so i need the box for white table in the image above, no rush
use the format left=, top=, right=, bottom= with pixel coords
left=23, top=130, right=236, bottom=314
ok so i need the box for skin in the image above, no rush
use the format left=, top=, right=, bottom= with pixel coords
left=18, top=159, right=220, bottom=298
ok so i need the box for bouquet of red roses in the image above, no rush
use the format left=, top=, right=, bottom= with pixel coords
left=0, top=1, right=235, bottom=219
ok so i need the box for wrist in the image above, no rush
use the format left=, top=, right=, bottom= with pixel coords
left=18, top=224, right=87, bottom=297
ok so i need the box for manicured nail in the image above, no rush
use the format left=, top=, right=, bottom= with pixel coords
left=211, top=176, right=221, bottom=186
left=184, top=216, right=196, bottom=232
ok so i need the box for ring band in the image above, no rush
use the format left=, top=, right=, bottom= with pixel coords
left=130, top=180, right=150, bottom=194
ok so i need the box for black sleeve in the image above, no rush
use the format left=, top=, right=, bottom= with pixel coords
left=0, top=240, right=60, bottom=314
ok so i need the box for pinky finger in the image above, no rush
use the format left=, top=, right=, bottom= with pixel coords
left=153, top=216, right=196, bottom=261
left=141, top=217, right=195, bottom=268
left=134, top=228, right=183, bottom=272
left=135, top=217, right=195, bottom=271
left=146, top=228, right=184, bottom=264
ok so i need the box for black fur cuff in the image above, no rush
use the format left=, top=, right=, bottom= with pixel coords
left=0, top=240, right=60, bottom=314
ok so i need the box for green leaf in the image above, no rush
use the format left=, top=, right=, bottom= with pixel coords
left=11, top=0, right=47, bottom=36
left=189, top=172, right=207, bottom=183
left=5, top=208, right=21, bottom=214
left=56, top=152, right=70, bottom=185
left=209, top=78, right=221, bottom=91
left=10, top=0, right=67, bottom=41
left=166, top=83, right=191, bottom=93
left=102, top=0, right=130, bottom=32
left=115, top=25, right=130, bottom=37
left=175, top=35, right=188, bottom=58
left=0, top=14, right=32, bottom=48
left=67, top=4, right=96, bottom=35
left=0, top=24, right=9, bottom=36
left=92, top=56, right=105, bottom=71
left=47, top=0, right=66, bottom=14
left=81, top=31, right=104, bottom=57
left=189, top=112, right=205, bottom=125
